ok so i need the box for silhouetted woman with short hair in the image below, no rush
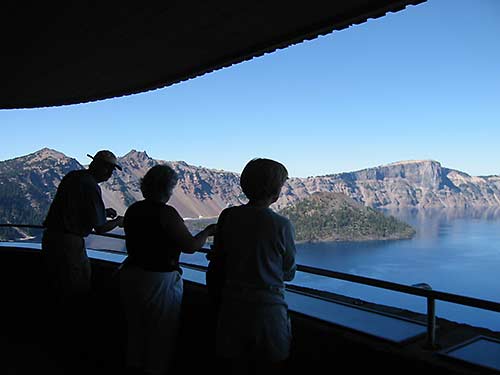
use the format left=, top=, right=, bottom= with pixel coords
left=119, top=164, right=216, bottom=375
left=210, top=158, right=297, bottom=375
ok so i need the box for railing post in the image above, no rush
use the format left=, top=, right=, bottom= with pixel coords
left=425, top=296, right=437, bottom=349
left=412, top=283, right=437, bottom=350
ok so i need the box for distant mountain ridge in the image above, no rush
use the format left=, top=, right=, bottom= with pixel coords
left=282, top=159, right=500, bottom=210
left=0, top=148, right=82, bottom=227
left=1, top=148, right=500, bottom=228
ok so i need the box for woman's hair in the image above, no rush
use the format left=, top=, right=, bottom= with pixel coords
left=240, top=158, right=288, bottom=201
left=140, top=164, right=178, bottom=201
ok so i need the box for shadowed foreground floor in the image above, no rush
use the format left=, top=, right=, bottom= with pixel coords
left=1, top=247, right=498, bottom=374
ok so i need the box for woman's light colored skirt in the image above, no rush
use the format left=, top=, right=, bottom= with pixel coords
left=119, top=265, right=183, bottom=375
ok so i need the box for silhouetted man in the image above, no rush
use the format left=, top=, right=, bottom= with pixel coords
left=41, top=150, right=125, bottom=370
left=42, top=150, right=124, bottom=301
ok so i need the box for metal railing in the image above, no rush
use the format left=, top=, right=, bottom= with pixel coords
left=1, top=223, right=500, bottom=349
left=0, top=223, right=127, bottom=254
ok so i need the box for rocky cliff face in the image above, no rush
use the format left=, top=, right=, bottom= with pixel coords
left=101, top=149, right=244, bottom=218
left=276, top=160, right=500, bottom=210
left=1, top=150, right=500, bottom=225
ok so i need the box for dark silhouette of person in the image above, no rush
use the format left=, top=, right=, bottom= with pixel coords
left=42, top=150, right=124, bottom=299
left=209, top=158, right=297, bottom=375
left=118, top=164, right=216, bottom=375
left=41, top=149, right=124, bottom=369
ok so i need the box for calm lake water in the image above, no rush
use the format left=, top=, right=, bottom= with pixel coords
left=84, top=207, right=500, bottom=331
left=292, top=208, right=500, bottom=331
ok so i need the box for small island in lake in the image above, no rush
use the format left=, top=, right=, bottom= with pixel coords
left=278, top=192, right=416, bottom=242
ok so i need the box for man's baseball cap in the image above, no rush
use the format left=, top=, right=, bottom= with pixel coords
left=87, top=150, right=122, bottom=171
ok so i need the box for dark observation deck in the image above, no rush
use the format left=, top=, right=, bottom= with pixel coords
left=0, top=226, right=499, bottom=374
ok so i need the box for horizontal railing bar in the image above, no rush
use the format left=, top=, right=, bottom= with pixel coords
left=0, top=223, right=126, bottom=254
left=0, top=223, right=126, bottom=240
left=180, top=262, right=208, bottom=272
left=2, top=223, right=500, bottom=314
left=296, top=264, right=500, bottom=313
left=0, top=223, right=208, bottom=252
left=180, top=261, right=500, bottom=313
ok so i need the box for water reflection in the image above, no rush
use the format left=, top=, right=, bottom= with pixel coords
left=382, top=207, right=500, bottom=239
left=385, top=206, right=500, bottom=223
left=295, top=207, right=500, bottom=330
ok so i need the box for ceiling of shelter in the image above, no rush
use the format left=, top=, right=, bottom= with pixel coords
left=0, top=1, right=425, bottom=109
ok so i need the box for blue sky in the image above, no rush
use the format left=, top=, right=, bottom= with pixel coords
left=1, top=0, right=499, bottom=178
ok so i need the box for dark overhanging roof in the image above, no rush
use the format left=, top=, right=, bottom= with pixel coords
left=1, top=1, right=425, bottom=110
